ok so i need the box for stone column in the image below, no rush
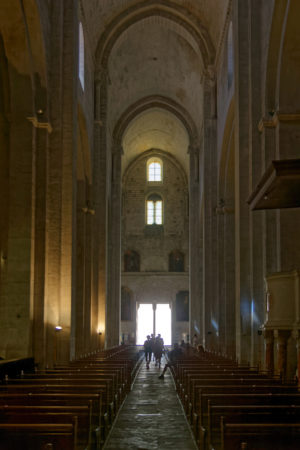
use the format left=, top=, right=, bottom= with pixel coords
left=233, top=0, right=252, bottom=362
left=29, top=115, right=52, bottom=368
left=217, top=203, right=235, bottom=358
left=84, top=198, right=93, bottom=352
left=75, top=181, right=86, bottom=358
left=0, top=10, right=37, bottom=360
left=248, top=0, right=265, bottom=367
left=106, top=145, right=122, bottom=348
left=93, top=68, right=108, bottom=346
left=189, top=142, right=201, bottom=343
left=263, top=329, right=274, bottom=374
left=45, top=0, right=78, bottom=365
left=202, top=70, right=218, bottom=350
left=275, top=330, right=290, bottom=381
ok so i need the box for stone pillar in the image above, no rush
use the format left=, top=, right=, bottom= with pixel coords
left=106, top=145, right=122, bottom=348
left=233, top=0, right=251, bottom=362
left=216, top=203, right=235, bottom=357
left=202, top=70, right=218, bottom=350
left=275, top=330, right=290, bottom=381
left=29, top=116, right=51, bottom=368
left=0, top=36, right=9, bottom=305
left=84, top=198, right=93, bottom=352
left=45, top=0, right=78, bottom=365
left=93, top=68, right=108, bottom=346
left=248, top=0, right=265, bottom=367
left=189, top=142, right=201, bottom=343
left=263, top=329, right=274, bottom=374
left=75, top=181, right=86, bottom=358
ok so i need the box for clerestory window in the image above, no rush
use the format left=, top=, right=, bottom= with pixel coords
left=146, top=194, right=163, bottom=225
left=79, top=22, right=85, bottom=90
left=147, top=158, right=162, bottom=182
left=227, top=21, right=233, bottom=89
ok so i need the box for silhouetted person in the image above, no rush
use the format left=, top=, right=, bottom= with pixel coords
left=154, top=334, right=164, bottom=368
left=158, top=342, right=183, bottom=379
left=144, top=335, right=152, bottom=368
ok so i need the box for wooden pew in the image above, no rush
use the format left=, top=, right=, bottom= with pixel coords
left=0, top=404, right=92, bottom=446
left=194, top=392, right=300, bottom=447
left=194, top=384, right=298, bottom=422
left=0, top=423, right=76, bottom=450
left=169, top=352, right=300, bottom=450
left=21, top=372, right=119, bottom=419
left=31, top=369, right=124, bottom=409
left=0, top=392, right=102, bottom=449
left=0, top=346, right=142, bottom=450
left=59, top=363, right=128, bottom=393
left=5, top=378, right=111, bottom=409
left=183, top=376, right=282, bottom=414
left=208, top=404, right=300, bottom=450
left=0, top=408, right=90, bottom=449
left=221, top=420, right=300, bottom=450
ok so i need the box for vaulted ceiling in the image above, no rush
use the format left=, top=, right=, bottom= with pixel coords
left=82, top=0, right=230, bottom=178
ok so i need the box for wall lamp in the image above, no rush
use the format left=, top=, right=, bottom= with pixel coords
left=55, top=326, right=63, bottom=331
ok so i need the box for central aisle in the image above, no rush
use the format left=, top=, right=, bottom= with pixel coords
left=104, top=355, right=198, bottom=450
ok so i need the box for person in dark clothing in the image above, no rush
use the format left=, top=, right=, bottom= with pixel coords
left=144, top=335, right=152, bottom=369
left=158, top=342, right=183, bottom=379
left=154, top=334, right=164, bottom=368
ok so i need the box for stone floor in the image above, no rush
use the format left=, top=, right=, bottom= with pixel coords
left=103, top=356, right=198, bottom=450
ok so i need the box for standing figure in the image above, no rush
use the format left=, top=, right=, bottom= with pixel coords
left=144, top=335, right=152, bottom=369
left=154, top=334, right=164, bottom=368
left=150, top=333, right=156, bottom=361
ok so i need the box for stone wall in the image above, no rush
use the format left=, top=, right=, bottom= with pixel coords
left=121, top=150, right=189, bottom=342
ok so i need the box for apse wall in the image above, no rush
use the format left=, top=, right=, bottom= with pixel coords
left=121, top=149, right=189, bottom=343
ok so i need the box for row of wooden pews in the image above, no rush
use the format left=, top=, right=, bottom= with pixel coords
left=170, top=350, right=300, bottom=449
left=0, top=345, right=143, bottom=449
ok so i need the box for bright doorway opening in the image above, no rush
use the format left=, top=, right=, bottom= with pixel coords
left=136, top=303, right=171, bottom=345
left=136, top=304, right=153, bottom=345
left=156, top=303, right=171, bottom=345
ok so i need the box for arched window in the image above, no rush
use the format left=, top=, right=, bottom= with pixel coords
left=147, top=158, right=162, bottom=182
left=227, top=21, right=233, bottom=89
left=146, top=193, right=163, bottom=225
left=124, top=250, right=140, bottom=272
left=79, top=22, right=84, bottom=90
left=169, top=250, right=184, bottom=272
